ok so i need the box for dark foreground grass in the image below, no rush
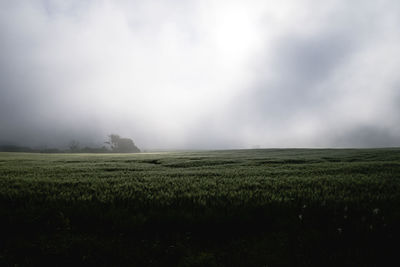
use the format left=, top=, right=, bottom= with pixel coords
left=1, top=148, right=400, bottom=266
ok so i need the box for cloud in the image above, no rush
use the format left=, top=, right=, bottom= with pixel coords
left=0, top=0, right=400, bottom=149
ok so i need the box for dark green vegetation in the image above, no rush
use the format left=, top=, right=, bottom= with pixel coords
left=1, top=149, right=400, bottom=266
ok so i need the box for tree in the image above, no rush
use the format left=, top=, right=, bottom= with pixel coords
left=69, top=140, right=80, bottom=152
left=105, top=134, right=140, bottom=153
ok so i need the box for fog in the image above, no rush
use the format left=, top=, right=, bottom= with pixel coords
left=1, top=0, right=400, bottom=150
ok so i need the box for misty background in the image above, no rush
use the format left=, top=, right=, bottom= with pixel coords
left=1, top=0, right=400, bottom=150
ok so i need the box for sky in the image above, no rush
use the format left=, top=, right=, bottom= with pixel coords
left=1, top=0, right=400, bottom=150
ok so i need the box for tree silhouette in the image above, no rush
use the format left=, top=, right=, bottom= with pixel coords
left=105, top=134, right=140, bottom=153
left=69, top=140, right=80, bottom=152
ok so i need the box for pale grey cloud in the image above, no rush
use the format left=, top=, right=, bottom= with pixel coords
left=0, top=0, right=399, bottom=149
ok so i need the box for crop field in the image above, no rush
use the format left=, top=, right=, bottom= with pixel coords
left=1, top=149, right=400, bottom=266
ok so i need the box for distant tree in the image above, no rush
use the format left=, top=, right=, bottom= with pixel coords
left=105, top=134, right=140, bottom=153
left=105, top=134, right=119, bottom=151
left=69, top=140, right=80, bottom=152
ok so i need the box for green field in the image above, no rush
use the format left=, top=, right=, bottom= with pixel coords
left=1, top=149, right=400, bottom=266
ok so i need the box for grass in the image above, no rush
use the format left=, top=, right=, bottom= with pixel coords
left=1, top=148, right=400, bottom=266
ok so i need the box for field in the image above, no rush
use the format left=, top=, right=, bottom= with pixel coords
left=1, top=149, right=400, bottom=266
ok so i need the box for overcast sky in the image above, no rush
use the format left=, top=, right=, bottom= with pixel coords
left=1, top=0, right=400, bottom=150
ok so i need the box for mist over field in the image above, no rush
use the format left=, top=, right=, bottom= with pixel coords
left=1, top=0, right=400, bottom=150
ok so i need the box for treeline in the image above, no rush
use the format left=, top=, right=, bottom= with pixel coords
left=0, top=134, right=140, bottom=153
left=0, top=144, right=110, bottom=153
